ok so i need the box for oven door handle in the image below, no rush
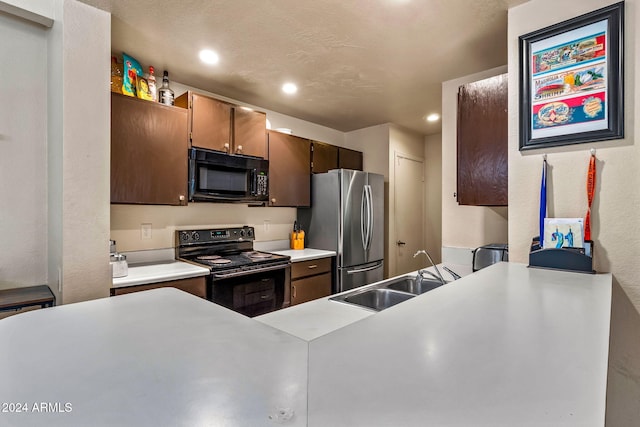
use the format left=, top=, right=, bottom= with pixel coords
left=212, top=263, right=290, bottom=279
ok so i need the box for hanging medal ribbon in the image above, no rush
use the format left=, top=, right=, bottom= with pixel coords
left=539, top=155, right=547, bottom=247
left=585, top=152, right=596, bottom=241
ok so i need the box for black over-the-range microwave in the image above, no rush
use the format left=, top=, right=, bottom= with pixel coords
left=188, top=147, right=269, bottom=203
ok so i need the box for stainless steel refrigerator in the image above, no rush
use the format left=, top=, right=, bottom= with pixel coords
left=298, top=169, right=384, bottom=293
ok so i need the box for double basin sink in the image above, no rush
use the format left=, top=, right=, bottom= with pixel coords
left=330, top=275, right=445, bottom=311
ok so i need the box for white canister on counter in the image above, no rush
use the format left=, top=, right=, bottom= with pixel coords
left=110, top=253, right=128, bottom=278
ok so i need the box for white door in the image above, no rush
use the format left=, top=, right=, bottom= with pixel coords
left=394, top=152, right=425, bottom=276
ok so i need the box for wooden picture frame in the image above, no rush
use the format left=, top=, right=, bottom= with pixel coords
left=519, top=2, right=624, bottom=151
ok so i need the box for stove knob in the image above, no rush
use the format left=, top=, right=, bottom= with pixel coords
left=181, top=232, right=190, bottom=241
left=246, top=229, right=253, bottom=237
left=191, top=231, right=200, bottom=241
left=239, top=230, right=245, bottom=237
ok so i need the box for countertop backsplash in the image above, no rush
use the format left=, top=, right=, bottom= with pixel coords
left=110, top=203, right=297, bottom=252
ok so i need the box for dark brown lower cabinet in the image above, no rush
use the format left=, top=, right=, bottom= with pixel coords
left=456, top=73, right=508, bottom=206
left=110, top=276, right=207, bottom=298
left=111, top=93, right=188, bottom=205
left=267, top=130, right=311, bottom=207
left=290, top=257, right=332, bottom=305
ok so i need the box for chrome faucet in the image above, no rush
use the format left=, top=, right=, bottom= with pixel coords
left=413, top=250, right=446, bottom=286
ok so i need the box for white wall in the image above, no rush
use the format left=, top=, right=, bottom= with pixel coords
left=1, top=0, right=110, bottom=305
left=441, top=65, right=509, bottom=262
left=58, top=0, right=111, bottom=304
left=508, top=1, right=639, bottom=424
left=508, top=0, right=638, bottom=303
left=0, top=0, right=54, bottom=26
left=345, top=124, right=390, bottom=178
left=424, top=133, right=442, bottom=263
left=48, top=0, right=63, bottom=304
left=0, top=10, right=48, bottom=290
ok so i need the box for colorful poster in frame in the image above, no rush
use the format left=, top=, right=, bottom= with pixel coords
left=519, top=2, right=624, bottom=150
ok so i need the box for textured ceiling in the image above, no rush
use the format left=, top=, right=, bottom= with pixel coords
left=80, top=0, right=525, bottom=136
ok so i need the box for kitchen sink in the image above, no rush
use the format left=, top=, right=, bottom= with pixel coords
left=329, top=273, right=450, bottom=311
left=330, top=288, right=414, bottom=311
left=384, top=277, right=443, bottom=295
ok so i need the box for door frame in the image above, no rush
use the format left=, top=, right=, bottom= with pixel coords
left=392, top=151, right=425, bottom=277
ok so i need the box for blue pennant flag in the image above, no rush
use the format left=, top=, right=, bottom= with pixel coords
left=539, top=158, right=547, bottom=248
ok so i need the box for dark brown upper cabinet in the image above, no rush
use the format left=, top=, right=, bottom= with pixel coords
left=338, top=147, right=363, bottom=171
left=311, top=141, right=338, bottom=173
left=111, top=93, right=188, bottom=205
left=175, top=91, right=231, bottom=152
left=233, top=106, right=268, bottom=159
left=175, top=91, right=267, bottom=159
left=456, top=73, right=508, bottom=206
left=267, top=130, right=311, bottom=207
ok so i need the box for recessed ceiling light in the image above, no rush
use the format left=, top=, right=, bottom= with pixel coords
left=199, top=49, right=219, bottom=65
left=282, top=83, right=298, bottom=95
left=426, top=113, right=440, bottom=122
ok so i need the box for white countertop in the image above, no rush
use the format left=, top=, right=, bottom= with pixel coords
left=111, top=248, right=334, bottom=288
left=0, top=262, right=611, bottom=426
left=111, top=261, right=210, bottom=288
left=307, top=262, right=611, bottom=426
left=269, top=248, right=336, bottom=262
left=0, top=289, right=308, bottom=426
left=256, top=294, right=374, bottom=341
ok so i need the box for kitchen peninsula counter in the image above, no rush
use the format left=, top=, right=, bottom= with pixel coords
left=0, top=263, right=611, bottom=426
left=255, top=262, right=471, bottom=340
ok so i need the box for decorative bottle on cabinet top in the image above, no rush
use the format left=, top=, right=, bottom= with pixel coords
left=147, top=66, right=157, bottom=102
left=157, top=70, right=174, bottom=106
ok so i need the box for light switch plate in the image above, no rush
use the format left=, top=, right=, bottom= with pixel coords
left=141, top=223, right=152, bottom=240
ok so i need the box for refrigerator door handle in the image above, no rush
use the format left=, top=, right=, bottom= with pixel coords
left=365, top=184, right=373, bottom=251
left=346, top=261, right=384, bottom=274
left=360, top=186, right=368, bottom=251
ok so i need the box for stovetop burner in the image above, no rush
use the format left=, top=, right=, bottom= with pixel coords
left=196, top=255, right=222, bottom=260
left=244, top=251, right=274, bottom=259
left=175, top=227, right=291, bottom=275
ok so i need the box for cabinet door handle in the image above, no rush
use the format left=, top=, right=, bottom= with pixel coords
left=235, top=145, right=243, bottom=154
left=307, top=265, right=318, bottom=269
left=292, top=285, right=296, bottom=298
left=397, top=240, right=406, bottom=246
left=223, top=143, right=230, bottom=153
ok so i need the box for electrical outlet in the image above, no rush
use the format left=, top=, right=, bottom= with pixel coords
left=141, top=223, right=152, bottom=240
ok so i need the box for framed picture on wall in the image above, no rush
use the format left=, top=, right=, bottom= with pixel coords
left=518, top=1, right=624, bottom=151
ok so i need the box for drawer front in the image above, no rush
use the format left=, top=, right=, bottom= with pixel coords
left=111, top=276, right=207, bottom=298
left=291, top=257, right=332, bottom=280
left=291, top=272, right=332, bottom=305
